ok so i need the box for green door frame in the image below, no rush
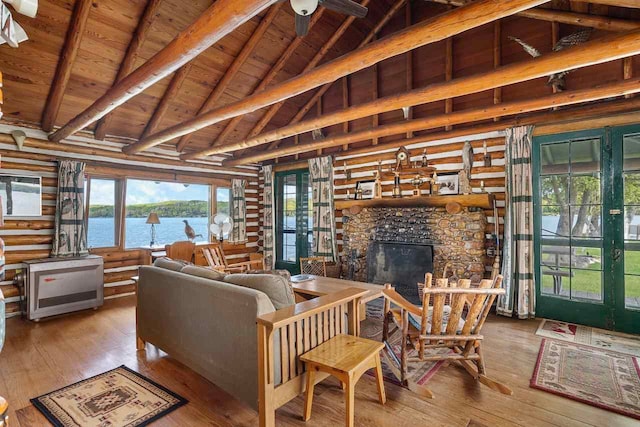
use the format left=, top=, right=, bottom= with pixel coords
left=274, top=168, right=310, bottom=274
left=533, top=124, right=640, bottom=333
left=533, top=128, right=612, bottom=330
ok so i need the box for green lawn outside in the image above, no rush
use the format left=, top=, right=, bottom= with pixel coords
left=541, top=248, right=640, bottom=299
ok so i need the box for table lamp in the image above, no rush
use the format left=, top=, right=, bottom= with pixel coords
left=146, top=212, right=160, bottom=246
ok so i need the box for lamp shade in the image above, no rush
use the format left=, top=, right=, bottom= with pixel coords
left=146, top=212, right=160, bottom=225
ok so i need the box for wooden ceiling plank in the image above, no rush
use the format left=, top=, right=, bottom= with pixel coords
left=128, top=0, right=548, bottom=156
left=428, top=0, right=640, bottom=31
left=268, top=0, right=407, bottom=152
left=200, top=8, right=326, bottom=153
left=198, top=28, right=640, bottom=158
left=49, top=0, right=278, bottom=143
left=239, top=0, right=373, bottom=144
left=224, top=77, right=640, bottom=165
left=577, top=0, right=640, bottom=8
left=175, top=2, right=284, bottom=152
left=93, top=0, right=163, bottom=141
left=41, top=0, right=93, bottom=133
left=141, top=63, right=193, bottom=139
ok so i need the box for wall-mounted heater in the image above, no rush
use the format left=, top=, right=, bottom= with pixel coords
left=25, top=255, right=104, bottom=321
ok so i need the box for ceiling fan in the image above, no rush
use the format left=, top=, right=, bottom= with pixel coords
left=0, top=0, right=38, bottom=48
left=285, top=0, right=368, bottom=37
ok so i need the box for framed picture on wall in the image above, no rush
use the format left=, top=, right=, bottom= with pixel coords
left=436, top=173, right=459, bottom=195
left=355, top=180, right=376, bottom=200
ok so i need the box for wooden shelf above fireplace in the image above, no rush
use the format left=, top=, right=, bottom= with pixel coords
left=335, top=194, right=495, bottom=212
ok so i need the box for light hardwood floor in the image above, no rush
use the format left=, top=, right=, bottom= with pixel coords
left=0, top=296, right=636, bottom=426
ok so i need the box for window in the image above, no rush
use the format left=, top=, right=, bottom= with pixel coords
left=124, top=179, right=210, bottom=248
left=86, top=178, right=121, bottom=248
left=216, top=187, right=230, bottom=215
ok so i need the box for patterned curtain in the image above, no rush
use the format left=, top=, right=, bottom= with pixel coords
left=308, top=156, right=337, bottom=262
left=51, top=160, right=88, bottom=257
left=262, top=165, right=276, bottom=269
left=498, top=126, right=535, bottom=319
left=229, top=179, right=247, bottom=244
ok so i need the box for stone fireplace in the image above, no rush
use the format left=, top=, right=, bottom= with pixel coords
left=341, top=206, right=487, bottom=300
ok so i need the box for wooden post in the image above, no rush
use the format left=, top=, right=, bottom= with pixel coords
left=342, top=76, right=349, bottom=150
left=258, top=323, right=275, bottom=427
left=406, top=2, right=414, bottom=138
left=372, top=36, right=380, bottom=145
left=445, top=37, right=453, bottom=131
left=493, top=21, right=502, bottom=122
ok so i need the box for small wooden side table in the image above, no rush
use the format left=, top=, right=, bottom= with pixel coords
left=300, top=334, right=386, bottom=427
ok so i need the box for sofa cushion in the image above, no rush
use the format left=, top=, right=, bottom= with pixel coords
left=181, top=265, right=226, bottom=282
left=224, top=274, right=295, bottom=310
left=246, top=269, right=292, bottom=282
left=154, top=257, right=189, bottom=272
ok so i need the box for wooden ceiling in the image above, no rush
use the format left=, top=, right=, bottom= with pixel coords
left=1, top=0, right=639, bottom=165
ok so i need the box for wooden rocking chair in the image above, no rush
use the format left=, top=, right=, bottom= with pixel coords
left=299, top=256, right=327, bottom=277
left=202, top=243, right=264, bottom=273
left=381, top=273, right=512, bottom=398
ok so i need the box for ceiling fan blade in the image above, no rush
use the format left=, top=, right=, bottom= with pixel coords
left=295, top=13, right=310, bottom=37
left=319, top=0, right=367, bottom=18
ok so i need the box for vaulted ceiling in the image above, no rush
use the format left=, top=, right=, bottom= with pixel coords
left=1, top=0, right=639, bottom=165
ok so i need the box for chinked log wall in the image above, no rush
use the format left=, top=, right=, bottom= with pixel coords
left=0, top=132, right=260, bottom=318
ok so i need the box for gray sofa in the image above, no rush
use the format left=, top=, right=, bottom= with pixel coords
left=136, top=259, right=293, bottom=409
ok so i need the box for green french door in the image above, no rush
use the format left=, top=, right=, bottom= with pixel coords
left=274, top=169, right=313, bottom=274
left=534, top=124, right=640, bottom=334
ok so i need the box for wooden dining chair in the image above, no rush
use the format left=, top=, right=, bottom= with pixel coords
left=381, top=273, right=511, bottom=398
left=165, top=241, right=195, bottom=263
left=299, top=256, right=327, bottom=276
left=201, top=243, right=256, bottom=273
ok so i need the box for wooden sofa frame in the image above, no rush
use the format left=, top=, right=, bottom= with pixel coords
left=256, top=287, right=368, bottom=427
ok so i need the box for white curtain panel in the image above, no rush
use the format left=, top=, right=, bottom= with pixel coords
left=261, top=165, right=276, bottom=269
left=498, top=125, right=536, bottom=319
left=308, top=156, right=338, bottom=262
left=229, top=179, right=247, bottom=244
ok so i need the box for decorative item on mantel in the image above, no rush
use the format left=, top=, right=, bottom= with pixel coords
left=145, top=212, right=160, bottom=247
left=376, top=146, right=437, bottom=199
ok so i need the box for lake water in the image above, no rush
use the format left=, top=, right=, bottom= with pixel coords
left=88, top=217, right=209, bottom=249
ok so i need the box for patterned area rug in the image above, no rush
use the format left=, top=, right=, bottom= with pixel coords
left=531, top=339, right=640, bottom=420
left=536, top=319, right=640, bottom=357
left=31, top=365, right=187, bottom=427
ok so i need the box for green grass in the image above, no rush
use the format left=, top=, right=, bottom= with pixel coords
left=541, top=248, right=640, bottom=299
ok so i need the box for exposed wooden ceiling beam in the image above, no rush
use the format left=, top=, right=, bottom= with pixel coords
left=175, top=2, right=284, bottom=152
left=224, top=77, right=640, bottom=165
left=183, top=28, right=640, bottom=159
left=41, top=0, right=92, bottom=133
left=428, top=0, right=640, bottom=31
left=126, top=0, right=548, bottom=155
left=266, top=0, right=407, bottom=152
left=202, top=8, right=327, bottom=154
left=49, top=0, right=278, bottom=143
left=141, top=63, right=192, bottom=139
left=93, top=0, right=163, bottom=141
left=235, top=0, right=373, bottom=146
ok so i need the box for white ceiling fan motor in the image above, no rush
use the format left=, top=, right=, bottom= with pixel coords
left=290, top=0, right=318, bottom=16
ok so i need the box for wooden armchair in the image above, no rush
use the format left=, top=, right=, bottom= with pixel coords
left=299, top=256, right=327, bottom=276
left=165, top=241, right=195, bottom=263
left=202, top=244, right=264, bottom=273
left=381, top=273, right=511, bottom=398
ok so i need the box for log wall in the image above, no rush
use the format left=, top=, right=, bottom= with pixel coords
left=0, top=129, right=260, bottom=318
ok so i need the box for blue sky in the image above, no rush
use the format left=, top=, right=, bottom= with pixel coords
left=89, top=179, right=216, bottom=205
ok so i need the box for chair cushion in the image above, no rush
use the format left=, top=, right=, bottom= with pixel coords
left=181, top=265, right=226, bottom=282
left=224, top=274, right=295, bottom=309
left=408, top=305, right=466, bottom=334
left=154, top=257, right=189, bottom=272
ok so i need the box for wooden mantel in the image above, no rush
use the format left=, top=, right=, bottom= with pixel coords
left=336, top=193, right=495, bottom=212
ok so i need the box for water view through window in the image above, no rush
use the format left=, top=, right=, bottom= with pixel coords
left=87, top=179, right=211, bottom=248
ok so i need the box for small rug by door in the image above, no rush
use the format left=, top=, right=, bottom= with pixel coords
left=536, top=319, right=640, bottom=356
left=531, top=339, right=640, bottom=420
left=31, top=365, right=187, bottom=427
